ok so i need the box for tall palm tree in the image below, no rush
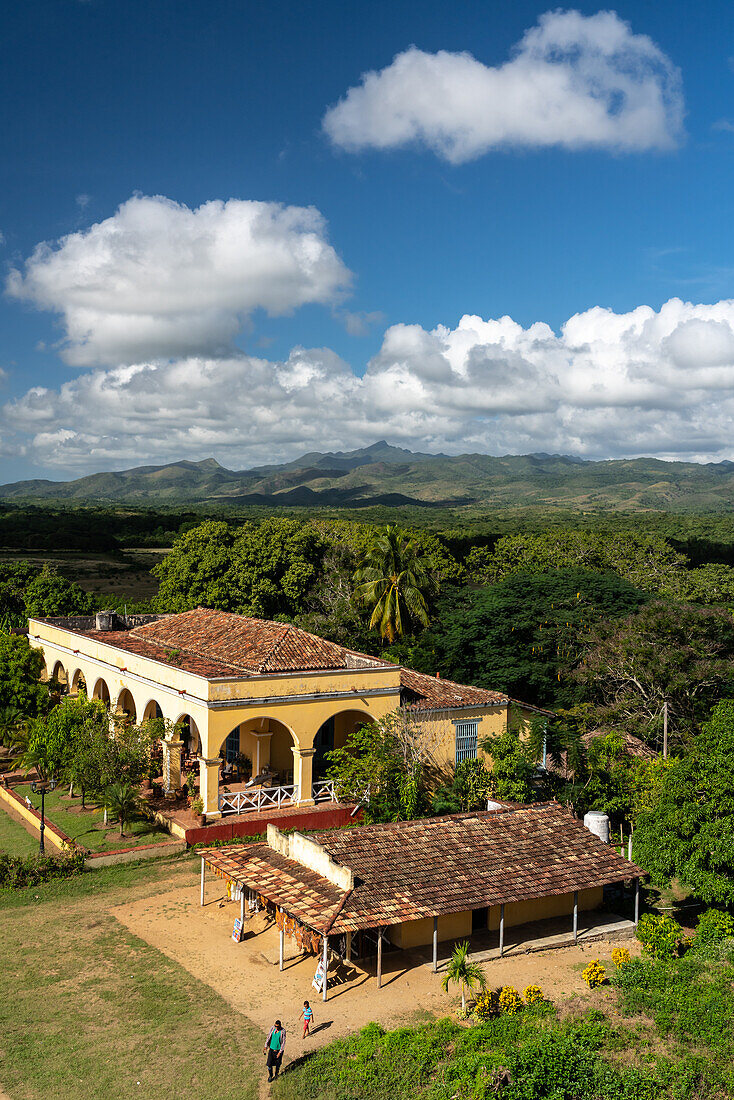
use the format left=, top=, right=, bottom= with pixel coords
left=353, top=526, right=436, bottom=643
left=441, top=940, right=487, bottom=1011
left=103, top=780, right=141, bottom=836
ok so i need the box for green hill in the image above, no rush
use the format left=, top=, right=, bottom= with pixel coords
left=4, top=443, right=734, bottom=512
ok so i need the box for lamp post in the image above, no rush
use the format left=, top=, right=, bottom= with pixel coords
left=30, top=778, right=56, bottom=854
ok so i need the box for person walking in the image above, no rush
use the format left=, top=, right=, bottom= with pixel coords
left=264, top=1020, right=286, bottom=1082
left=299, top=1000, right=314, bottom=1038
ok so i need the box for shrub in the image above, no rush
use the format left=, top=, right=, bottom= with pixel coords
left=636, top=913, right=682, bottom=960
left=0, top=846, right=85, bottom=888
left=191, top=796, right=204, bottom=815
left=472, top=989, right=499, bottom=1020
left=695, top=908, right=734, bottom=945
left=523, top=984, right=544, bottom=1004
left=498, top=986, right=523, bottom=1014
left=611, top=947, right=631, bottom=968
left=582, top=959, right=607, bottom=988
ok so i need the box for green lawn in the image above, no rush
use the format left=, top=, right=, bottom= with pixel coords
left=15, top=783, right=171, bottom=852
left=0, top=855, right=262, bottom=1100
left=0, top=805, right=41, bottom=857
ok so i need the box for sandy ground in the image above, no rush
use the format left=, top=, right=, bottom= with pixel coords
left=112, top=880, right=641, bottom=1072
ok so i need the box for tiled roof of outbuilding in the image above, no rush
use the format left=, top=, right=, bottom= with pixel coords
left=200, top=802, right=643, bottom=935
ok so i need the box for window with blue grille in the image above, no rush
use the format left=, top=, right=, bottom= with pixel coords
left=454, top=720, right=479, bottom=763
left=224, top=727, right=240, bottom=762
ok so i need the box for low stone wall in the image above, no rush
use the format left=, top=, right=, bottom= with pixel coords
left=0, top=784, right=73, bottom=852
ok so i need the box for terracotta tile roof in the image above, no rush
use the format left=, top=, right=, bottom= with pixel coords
left=128, top=608, right=387, bottom=675
left=69, top=629, right=240, bottom=678
left=200, top=803, right=643, bottom=935
left=400, top=667, right=509, bottom=711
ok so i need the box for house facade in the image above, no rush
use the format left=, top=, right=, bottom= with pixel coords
left=29, top=607, right=546, bottom=820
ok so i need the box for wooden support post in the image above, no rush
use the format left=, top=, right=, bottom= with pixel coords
left=377, top=927, right=383, bottom=989
left=499, top=904, right=505, bottom=958
left=200, top=858, right=205, bottom=906
left=346, top=931, right=352, bottom=963
left=634, top=877, right=640, bottom=926
left=573, top=890, right=578, bottom=944
left=279, top=926, right=284, bottom=971
left=432, top=916, right=438, bottom=973
left=322, top=934, right=329, bottom=1002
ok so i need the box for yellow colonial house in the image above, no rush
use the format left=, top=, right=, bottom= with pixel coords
left=28, top=608, right=548, bottom=822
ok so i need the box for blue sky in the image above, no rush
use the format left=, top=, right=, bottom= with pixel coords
left=3, top=0, right=734, bottom=479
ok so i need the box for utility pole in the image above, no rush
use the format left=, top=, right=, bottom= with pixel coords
left=662, top=701, right=668, bottom=759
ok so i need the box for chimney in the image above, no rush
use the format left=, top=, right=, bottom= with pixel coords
left=436, top=671, right=441, bottom=679
left=95, top=610, right=115, bottom=631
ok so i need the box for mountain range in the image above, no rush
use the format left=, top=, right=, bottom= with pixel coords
left=3, top=441, right=734, bottom=512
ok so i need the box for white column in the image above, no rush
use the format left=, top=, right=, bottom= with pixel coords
left=200, top=858, right=205, bottom=906
left=252, top=731, right=272, bottom=776
left=292, top=746, right=316, bottom=806
left=322, top=934, right=329, bottom=1002
left=162, top=738, right=183, bottom=794
left=432, top=916, right=438, bottom=973
left=573, top=891, right=579, bottom=943
left=634, top=878, right=640, bottom=925
left=199, top=756, right=222, bottom=819
left=499, top=904, right=505, bottom=957
left=377, top=927, right=383, bottom=989
left=279, top=923, right=285, bottom=971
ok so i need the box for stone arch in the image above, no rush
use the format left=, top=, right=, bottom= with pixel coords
left=223, top=716, right=296, bottom=782
left=313, top=708, right=373, bottom=780
left=174, top=714, right=201, bottom=759
left=142, top=699, right=164, bottom=724
left=92, top=678, right=110, bottom=705
left=116, top=688, right=137, bottom=722
left=70, top=668, right=87, bottom=695
left=51, top=660, right=68, bottom=689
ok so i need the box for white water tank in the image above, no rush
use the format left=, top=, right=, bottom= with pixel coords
left=583, top=810, right=610, bottom=843
left=486, top=800, right=504, bottom=812
left=95, top=610, right=114, bottom=631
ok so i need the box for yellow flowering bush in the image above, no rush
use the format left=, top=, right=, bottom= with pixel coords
left=523, top=984, right=544, bottom=1004
left=611, top=948, right=631, bottom=968
left=582, top=959, right=607, bottom=988
left=498, top=986, right=523, bottom=1014
left=472, top=990, right=499, bottom=1020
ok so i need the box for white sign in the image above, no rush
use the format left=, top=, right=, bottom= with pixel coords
left=312, top=960, right=325, bottom=992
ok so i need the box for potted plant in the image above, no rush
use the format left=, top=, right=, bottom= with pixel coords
left=191, top=795, right=205, bottom=825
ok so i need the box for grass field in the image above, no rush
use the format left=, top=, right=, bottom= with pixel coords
left=0, top=806, right=41, bottom=857
left=0, top=855, right=263, bottom=1100
left=15, top=784, right=171, bottom=853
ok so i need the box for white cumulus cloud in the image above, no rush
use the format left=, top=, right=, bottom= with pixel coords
left=6, top=194, right=352, bottom=366
left=6, top=298, right=734, bottom=473
left=323, top=9, right=683, bottom=162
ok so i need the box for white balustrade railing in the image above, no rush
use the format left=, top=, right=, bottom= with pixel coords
left=312, top=778, right=337, bottom=803
left=219, top=784, right=299, bottom=815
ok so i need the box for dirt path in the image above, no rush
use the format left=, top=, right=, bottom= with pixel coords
left=112, top=879, right=641, bottom=1097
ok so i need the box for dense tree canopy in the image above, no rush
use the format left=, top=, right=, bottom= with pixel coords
left=408, top=569, right=647, bottom=709
left=0, top=632, right=47, bottom=717
left=576, top=601, right=734, bottom=748
left=634, top=699, right=734, bottom=906
left=466, top=530, right=687, bottom=595
left=153, top=518, right=327, bottom=618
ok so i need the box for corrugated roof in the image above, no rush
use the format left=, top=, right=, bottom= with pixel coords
left=200, top=803, right=643, bottom=935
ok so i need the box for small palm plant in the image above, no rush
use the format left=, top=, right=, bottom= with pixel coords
left=103, top=780, right=141, bottom=836
left=441, top=940, right=486, bottom=1011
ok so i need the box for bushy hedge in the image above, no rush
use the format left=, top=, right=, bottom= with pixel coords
left=0, top=847, right=86, bottom=888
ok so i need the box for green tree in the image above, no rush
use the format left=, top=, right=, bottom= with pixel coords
left=24, top=567, right=94, bottom=618
left=353, top=525, right=437, bottom=643
left=432, top=758, right=492, bottom=815
left=153, top=518, right=326, bottom=619
left=410, top=570, right=646, bottom=710
left=480, top=727, right=543, bottom=803
left=470, top=530, right=687, bottom=594
left=659, top=562, right=734, bottom=606
left=633, top=700, right=734, bottom=906
left=0, top=632, right=48, bottom=717
left=440, top=940, right=486, bottom=1011
left=576, top=601, right=734, bottom=748
left=326, top=713, right=428, bottom=823
left=102, top=780, right=142, bottom=836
